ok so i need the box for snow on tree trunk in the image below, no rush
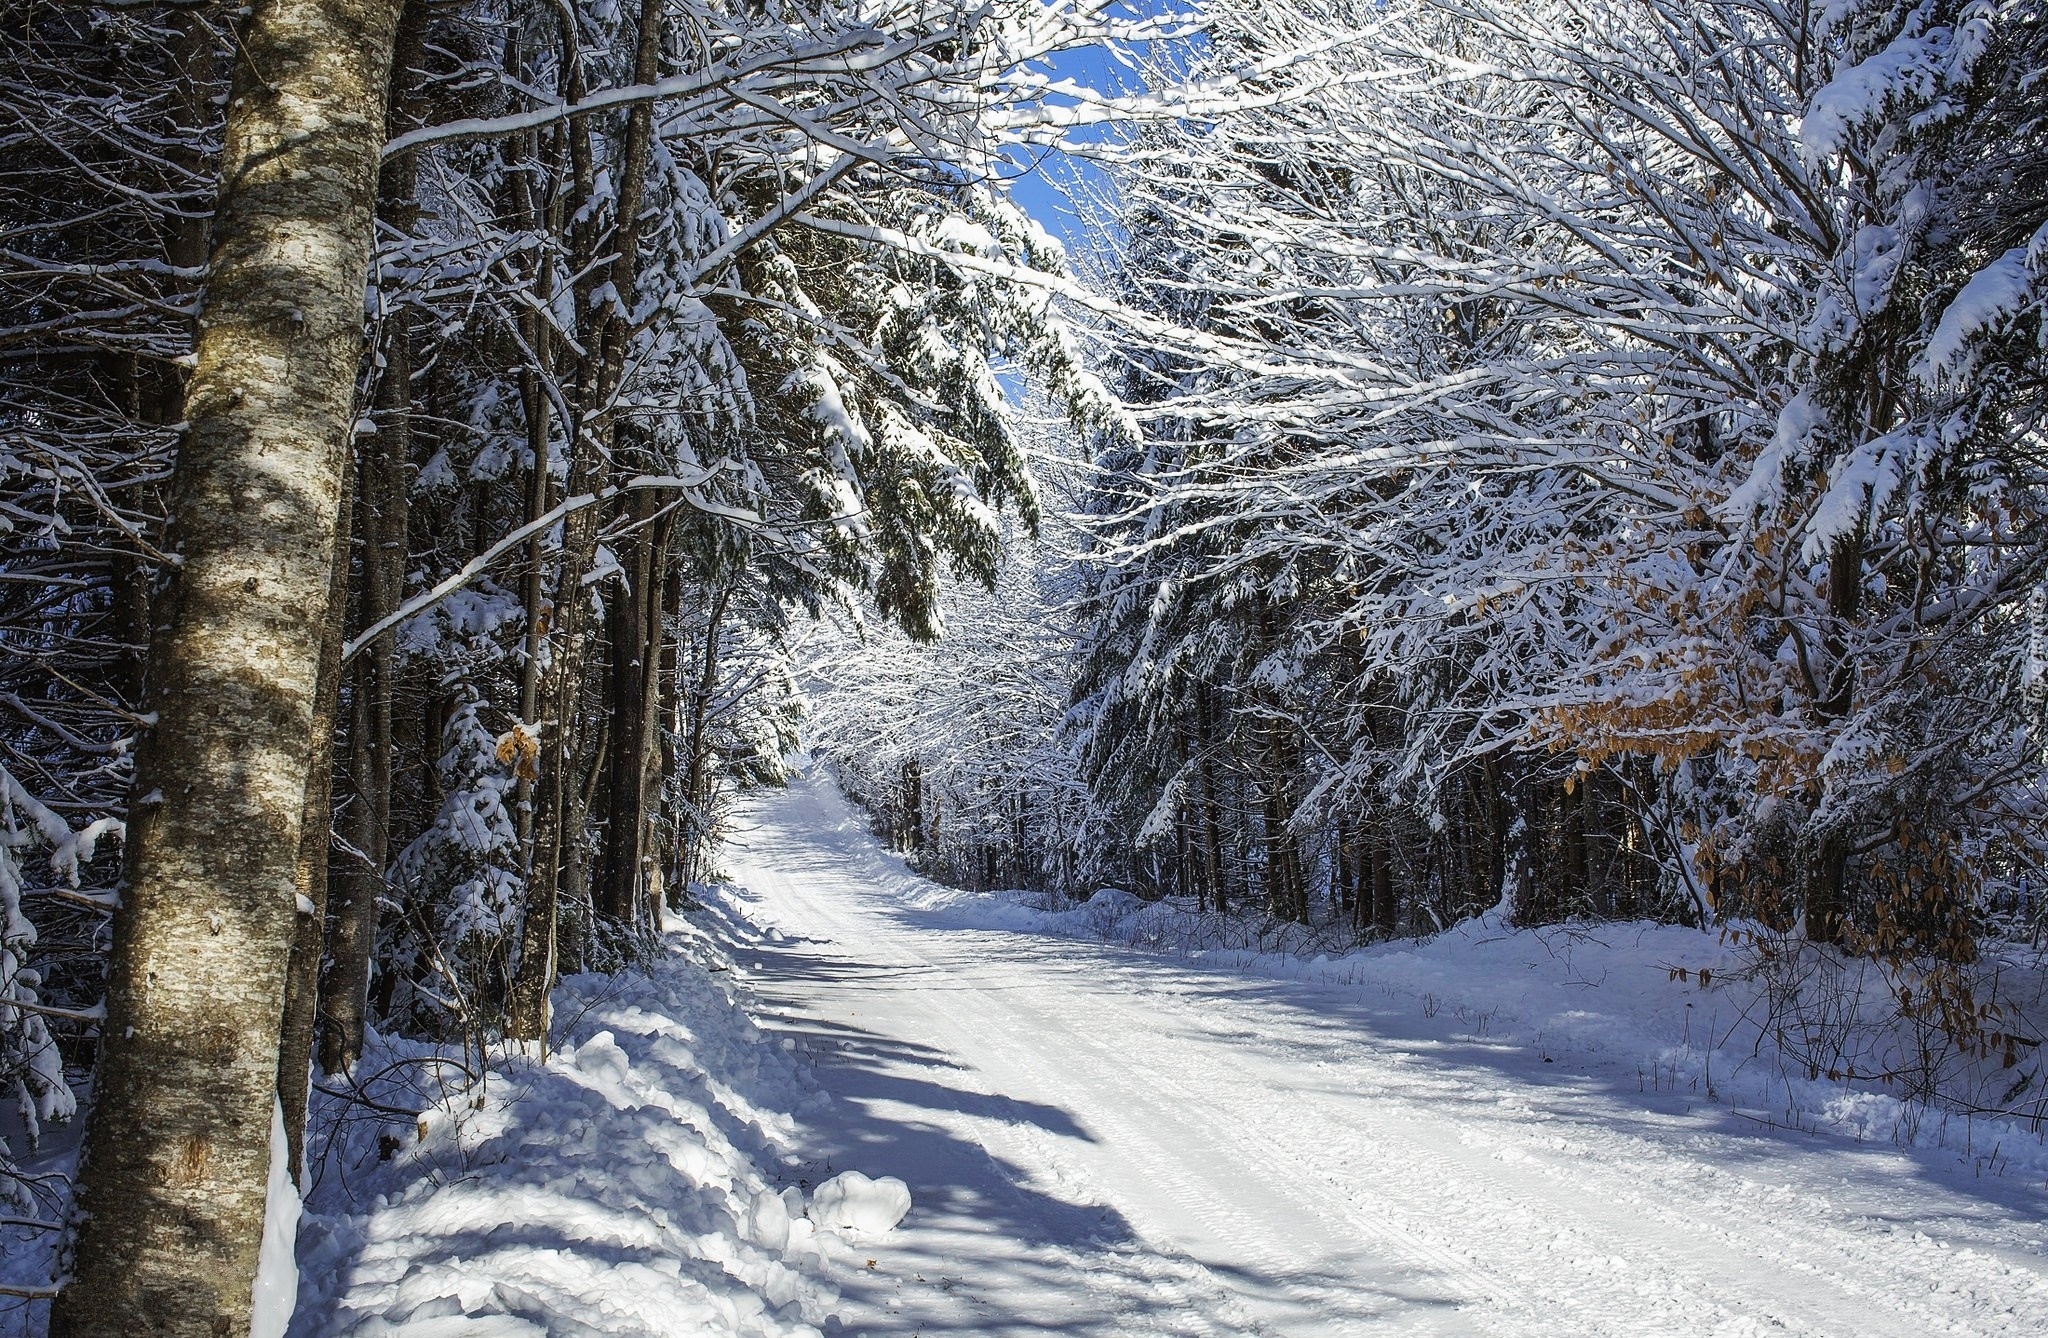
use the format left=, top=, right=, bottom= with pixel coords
left=49, top=0, right=403, bottom=1332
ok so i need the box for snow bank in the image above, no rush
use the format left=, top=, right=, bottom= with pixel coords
left=290, top=908, right=903, bottom=1337
left=860, top=823, right=2048, bottom=1184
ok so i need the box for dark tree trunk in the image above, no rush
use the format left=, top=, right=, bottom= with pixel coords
left=598, top=499, right=651, bottom=924
left=1260, top=718, right=1306, bottom=923
left=1370, top=824, right=1396, bottom=936
left=1558, top=776, right=1584, bottom=921
left=1808, top=527, right=1866, bottom=945
left=315, top=0, right=428, bottom=1076
left=1583, top=773, right=1613, bottom=919
left=1195, top=683, right=1228, bottom=914
left=902, top=757, right=925, bottom=852
left=1334, top=816, right=1358, bottom=925
left=674, top=581, right=731, bottom=894
left=599, top=494, right=671, bottom=928
left=317, top=348, right=406, bottom=1075
left=508, top=0, right=662, bottom=1041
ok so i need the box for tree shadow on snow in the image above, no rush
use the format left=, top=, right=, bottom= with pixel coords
left=734, top=929, right=1484, bottom=1335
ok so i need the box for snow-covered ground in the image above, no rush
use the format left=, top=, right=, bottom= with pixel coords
left=720, top=770, right=2048, bottom=1337
left=286, top=905, right=907, bottom=1337
left=888, top=853, right=2048, bottom=1187
left=269, top=767, right=2048, bottom=1336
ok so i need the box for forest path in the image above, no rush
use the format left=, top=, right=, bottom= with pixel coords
left=724, top=772, right=2048, bottom=1337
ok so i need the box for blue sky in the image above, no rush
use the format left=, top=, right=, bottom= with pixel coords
left=994, top=10, right=1184, bottom=256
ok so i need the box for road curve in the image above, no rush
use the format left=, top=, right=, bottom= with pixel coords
left=724, top=774, right=2048, bottom=1338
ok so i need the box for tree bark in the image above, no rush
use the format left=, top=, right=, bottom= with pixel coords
left=316, top=1, right=428, bottom=1074
left=643, top=545, right=682, bottom=922
left=50, top=1, right=403, bottom=1332
left=316, top=338, right=407, bottom=1075
left=111, top=7, right=221, bottom=708
left=1260, top=718, right=1305, bottom=922
left=674, top=581, right=731, bottom=893
left=1370, top=823, right=1395, bottom=936
left=507, top=0, right=661, bottom=1042
left=1582, top=772, right=1612, bottom=919
left=275, top=445, right=354, bottom=1180
left=1194, top=682, right=1227, bottom=914
left=1807, top=526, right=1866, bottom=945
left=508, top=38, right=559, bottom=856
left=902, top=757, right=925, bottom=853
left=585, top=0, right=670, bottom=929
left=598, top=493, right=665, bottom=925
left=1559, top=775, right=1584, bottom=921
left=1334, top=816, right=1357, bottom=924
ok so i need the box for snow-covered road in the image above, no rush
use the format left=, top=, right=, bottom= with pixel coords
left=726, top=775, right=2048, bottom=1338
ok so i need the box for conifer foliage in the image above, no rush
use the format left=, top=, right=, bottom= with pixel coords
left=0, top=0, right=1141, bottom=1328
left=820, top=0, right=2048, bottom=971
left=3, top=0, right=2047, bottom=1329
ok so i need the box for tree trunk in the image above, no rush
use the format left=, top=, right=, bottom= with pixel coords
left=594, top=0, right=672, bottom=918
left=275, top=445, right=354, bottom=1181
left=1370, top=823, right=1396, bottom=936
left=1260, top=718, right=1305, bottom=922
left=1334, top=816, right=1358, bottom=924
left=1583, top=773, right=1612, bottom=919
left=1808, top=527, right=1866, bottom=945
left=634, top=522, right=675, bottom=930
left=675, top=581, right=731, bottom=892
left=599, top=493, right=668, bottom=927
left=317, top=315, right=413, bottom=1074
left=315, top=0, right=427, bottom=1077
left=507, top=0, right=662, bottom=1042
left=107, top=7, right=220, bottom=708
left=902, top=757, right=925, bottom=853
left=1195, top=683, right=1227, bottom=914
left=1559, top=775, right=1584, bottom=921
left=509, top=36, right=558, bottom=855
left=1483, top=754, right=1509, bottom=916
left=50, top=1, right=402, bottom=1332
left=598, top=508, right=647, bottom=923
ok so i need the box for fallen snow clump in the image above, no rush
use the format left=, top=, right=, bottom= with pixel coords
left=807, top=1170, right=912, bottom=1237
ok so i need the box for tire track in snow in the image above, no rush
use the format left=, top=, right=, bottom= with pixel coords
left=736, top=856, right=1268, bottom=1337
left=1128, top=979, right=1945, bottom=1336
left=725, top=780, right=2048, bottom=1337
left=746, top=847, right=1518, bottom=1335
left=1126, top=973, right=2048, bottom=1337
left=984, top=978, right=1518, bottom=1334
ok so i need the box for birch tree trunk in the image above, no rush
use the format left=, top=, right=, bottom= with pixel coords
left=50, top=0, right=403, bottom=1333
left=644, top=550, right=682, bottom=921
left=276, top=447, right=354, bottom=1179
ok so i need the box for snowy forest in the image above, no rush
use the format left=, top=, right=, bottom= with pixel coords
left=3, top=0, right=2048, bottom=1335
